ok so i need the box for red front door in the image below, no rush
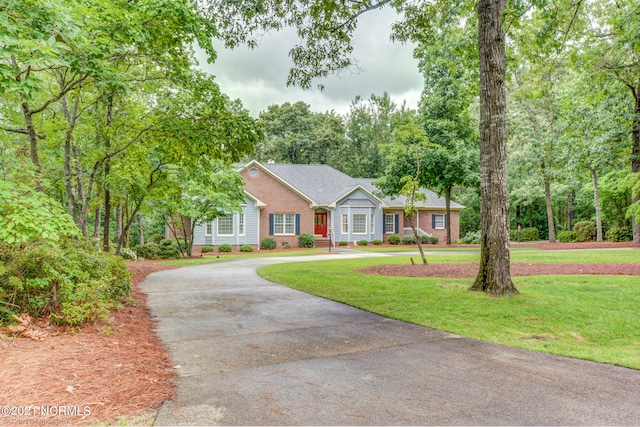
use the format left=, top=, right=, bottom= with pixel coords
left=314, top=212, right=328, bottom=237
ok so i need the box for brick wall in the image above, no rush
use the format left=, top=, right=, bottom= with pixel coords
left=241, top=165, right=313, bottom=248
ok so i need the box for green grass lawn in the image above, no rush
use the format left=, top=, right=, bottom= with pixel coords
left=257, top=252, right=640, bottom=369
left=160, top=248, right=326, bottom=266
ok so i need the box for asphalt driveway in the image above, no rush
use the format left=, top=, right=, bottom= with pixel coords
left=140, top=253, right=640, bottom=425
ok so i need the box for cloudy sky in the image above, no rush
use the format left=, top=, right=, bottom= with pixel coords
left=196, top=7, right=423, bottom=117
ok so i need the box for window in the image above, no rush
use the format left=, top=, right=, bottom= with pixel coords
left=342, top=214, right=348, bottom=233
left=205, top=222, right=212, bottom=236
left=433, top=214, right=445, bottom=229
left=238, top=213, right=245, bottom=236
left=370, top=214, right=375, bottom=234
left=217, top=215, right=234, bottom=235
left=353, top=214, right=367, bottom=234
left=385, top=214, right=395, bottom=233
left=274, top=213, right=295, bottom=235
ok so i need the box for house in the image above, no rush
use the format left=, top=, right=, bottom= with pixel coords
left=189, top=160, right=464, bottom=251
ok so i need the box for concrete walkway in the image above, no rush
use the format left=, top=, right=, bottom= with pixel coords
left=140, top=253, right=640, bottom=425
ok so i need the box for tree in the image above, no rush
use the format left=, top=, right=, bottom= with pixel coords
left=160, top=159, right=246, bottom=257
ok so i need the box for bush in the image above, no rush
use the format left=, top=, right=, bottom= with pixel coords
left=260, top=237, right=277, bottom=250
left=156, top=239, right=181, bottom=259
left=429, top=235, right=439, bottom=244
left=283, top=243, right=292, bottom=249
left=134, top=243, right=159, bottom=259
left=605, top=226, right=632, bottom=242
left=372, top=239, right=382, bottom=245
left=218, top=243, right=233, bottom=252
left=298, top=232, right=315, bottom=248
left=0, top=238, right=131, bottom=326
left=240, top=244, right=254, bottom=252
left=510, top=227, right=539, bottom=242
left=557, top=230, right=578, bottom=243
left=458, top=230, right=481, bottom=244
left=357, top=240, right=368, bottom=246
left=201, top=245, right=214, bottom=253
left=402, top=235, right=417, bottom=245
left=338, top=241, right=348, bottom=246
left=149, top=233, right=165, bottom=243
left=574, top=221, right=596, bottom=242
left=388, top=235, right=401, bottom=245
left=119, top=248, right=137, bottom=261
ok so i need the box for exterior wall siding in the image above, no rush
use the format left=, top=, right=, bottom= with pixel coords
left=191, top=198, right=260, bottom=250
left=335, top=192, right=382, bottom=243
left=241, top=165, right=313, bottom=248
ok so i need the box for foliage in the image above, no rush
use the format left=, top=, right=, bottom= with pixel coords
left=388, top=235, right=401, bottom=245
left=429, top=235, right=439, bottom=244
left=0, top=238, right=131, bottom=325
left=338, top=241, right=348, bottom=246
left=260, top=237, right=277, bottom=250
left=119, top=248, right=137, bottom=261
left=239, top=244, right=254, bottom=252
left=557, top=231, right=578, bottom=243
left=201, top=245, right=214, bottom=253
left=133, top=243, right=159, bottom=260
left=156, top=240, right=181, bottom=259
left=357, top=240, right=368, bottom=246
left=283, top=243, right=292, bottom=249
left=458, top=230, right=481, bottom=244
left=297, top=232, right=315, bottom=248
left=372, top=239, right=382, bottom=245
left=0, top=180, right=80, bottom=244
left=574, top=221, right=597, bottom=242
left=218, top=244, right=233, bottom=252
left=510, top=227, right=539, bottom=242
left=605, top=226, right=632, bottom=242
left=402, top=235, right=417, bottom=245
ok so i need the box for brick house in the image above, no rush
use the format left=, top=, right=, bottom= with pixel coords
left=187, top=160, right=464, bottom=250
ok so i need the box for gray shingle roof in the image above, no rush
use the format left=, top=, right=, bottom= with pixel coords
left=258, top=163, right=464, bottom=209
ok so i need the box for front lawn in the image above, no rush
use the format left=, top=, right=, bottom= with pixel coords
left=257, top=252, right=640, bottom=369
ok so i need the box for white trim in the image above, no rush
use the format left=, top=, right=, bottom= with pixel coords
left=433, top=214, right=445, bottom=230
left=352, top=214, right=367, bottom=235
left=217, top=215, right=234, bottom=236
left=204, top=222, right=212, bottom=236
left=274, top=213, right=296, bottom=236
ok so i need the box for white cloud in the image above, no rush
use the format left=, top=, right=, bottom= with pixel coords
left=197, top=7, right=423, bottom=116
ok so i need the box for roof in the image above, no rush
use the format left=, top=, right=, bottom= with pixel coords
left=244, top=162, right=464, bottom=209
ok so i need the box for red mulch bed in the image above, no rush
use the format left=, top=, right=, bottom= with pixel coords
left=358, top=262, right=640, bottom=278
left=0, top=260, right=180, bottom=425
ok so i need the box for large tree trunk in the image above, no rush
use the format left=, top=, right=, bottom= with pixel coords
left=138, top=215, right=145, bottom=246
left=115, top=203, right=123, bottom=249
left=632, top=77, right=640, bottom=243
left=542, top=160, right=556, bottom=242
left=469, top=0, right=517, bottom=296
left=590, top=167, right=603, bottom=242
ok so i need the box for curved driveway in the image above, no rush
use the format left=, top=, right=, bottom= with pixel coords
left=140, top=252, right=640, bottom=425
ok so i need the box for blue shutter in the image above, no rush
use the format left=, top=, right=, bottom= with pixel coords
left=394, top=214, right=399, bottom=234
left=295, top=213, right=301, bottom=235
left=432, top=214, right=436, bottom=229
left=269, top=213, right=274, bottom=235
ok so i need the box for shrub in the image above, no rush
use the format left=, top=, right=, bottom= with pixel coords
left=402, top=235, right=417, bottom=245
left=605, top=226, right=632, bottom=242
left=149, top=233, right=165, bottom=243
left=201, top=245, right=214, bottom=253
left=458, top=230, right=481, bottom=244
left=240, top=244, right=254, bottom=252
left=420, top=235, right=430, bottom=244
left=298, top=232, right=315, bottom=248
left=338, top=241, right=348, bottom=246
left=429, top=235, right=439, bottom=244
left=218, top=243, right=233, bottom=252
left=260, top=237, right=277, bottom=250
left=574, top=221, right=596, bottom=242
left=119, top=248, right=137, bottom=261
left=511, top=227, right=539, bottom=242
left=357, top=240, right=368, bottom=246
left=156, top=239, right=181, bottom=259
left=134, top=243, right=159, bottom=259
left=557, top=230, right=578, bottom=243
left=0, top=238, right=131, bottom=326
left=388, top=235, right=401, bottom=245
left=283, top=243, right=292, bottom=249
left=372, top=239, right=382, bottom=245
